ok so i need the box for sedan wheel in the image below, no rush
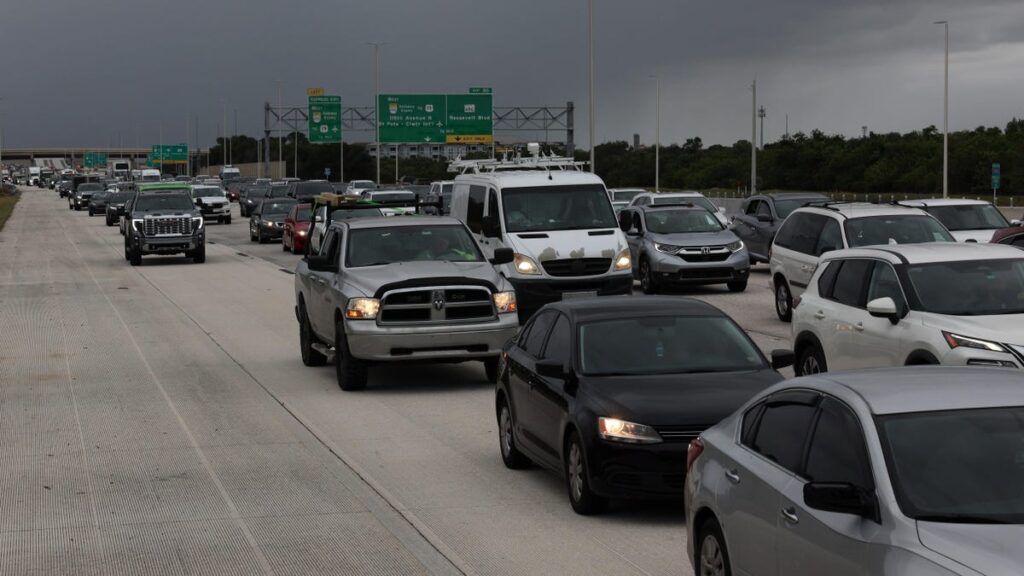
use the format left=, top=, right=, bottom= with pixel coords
left=497, top=400, right=530, bottom=469
left=565, top=432, right=607, bottom=515
left=698, top=520, right=731, bottom=576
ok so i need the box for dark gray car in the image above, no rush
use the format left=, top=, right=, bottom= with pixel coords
left=732, top=192, right=828, bottom=263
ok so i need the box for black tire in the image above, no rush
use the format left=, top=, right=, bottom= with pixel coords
left=497, top=397, right=531, bottom=469
left=299, top=305, right=327, bottom=367
left=191, top=242, right=206, bottom=264
left=774, top=278, right=793, bottom=322
left=291, top=242, right=300, bottom=255
left=639, top=258, right=659, bottom=295
left=225, top=216, right=231, bottom=225
left=249, top=227, right=256, bottom=242
left=565, top=431, right=608, bottom=515
left=696, top=517, right=732, bottom=576
left=796, top=342, right=827, bottom=376
left=334, top=319, right=368, bottom=391
left=727, top=279, right=748, bottom=293
left=257, top=229, right=267, bottom=244
left=105, top=215, right=114, bottom=227
left=128, top=241, right=142, bottom=266
left=88, top=208, right=94, bottom=216
left=483, top=357, right=500, bottom=383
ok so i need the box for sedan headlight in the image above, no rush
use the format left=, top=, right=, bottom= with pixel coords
left=943, top=332, right=1006, bottom=353
left=493, top=291, right=517, bottom=314
left=727, top=240, right=745, bottom=253
left=345, top=298, right=380, bottom=320
left=513, top=253, right=541, bottom=275
left=598, top=417, right=663, bottom=444
left=263, top=220, right=276, bottom=227
left=654, top=242, right=682, bottom=254
left=613, top=248, right=632, bottom=271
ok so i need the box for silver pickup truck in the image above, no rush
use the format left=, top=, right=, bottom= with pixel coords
left=294, top=216, right=519, bottom=391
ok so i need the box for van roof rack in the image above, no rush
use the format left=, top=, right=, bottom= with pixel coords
left=448, top=150, right=588, bottom=175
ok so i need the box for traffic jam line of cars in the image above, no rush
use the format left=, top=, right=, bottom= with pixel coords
left=49, top=149, right=1024, bottom=574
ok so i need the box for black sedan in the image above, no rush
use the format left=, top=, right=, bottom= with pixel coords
left=249, top=199, right=296, bottom=243
left=496, top=296, right=792, bottom=514
left=104, top=191, right=134, bottom=226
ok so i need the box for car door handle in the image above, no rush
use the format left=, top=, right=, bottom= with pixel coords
left=780, top=507, right=799, bottom=525
left=854, top=322, right=865, bottom=332
left=800, top=265, right=813, bottom=272
left=724, top=469, right=740, bottom=485
left=813, top=311, right=825, bottom=320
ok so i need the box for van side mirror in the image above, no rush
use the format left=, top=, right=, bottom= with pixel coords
left=490, top=247, right=514, bottom=266
left=482, top=215, right=501, bottom=238
left=804, top=482, right=880, bottom=523
left=867, top=297, right=900, bottom=324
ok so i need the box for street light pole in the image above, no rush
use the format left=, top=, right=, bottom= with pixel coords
left=588, top=0, right=595, bottom=173
left=935, top=20, right=949, bottom=198
left=276, top=80, right=283, bottom=180
left=221, top=99, right=227, bottom=170
left=650, top=75, right=659, bottom=192
left=751, top=78, right=757, bottom=195
left=367, top=42, right=385, bottom=185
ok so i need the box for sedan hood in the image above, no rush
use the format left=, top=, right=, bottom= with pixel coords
left=261, top=213, right=288, bottom=223
left=344, top=260, right=506, bottom=298
left=508, top=229, right=624, bottom=262
left=918, top=522, right=1024, bottom=575
left=649, top=229, right=739, bottom=248
left=584, top=369, right=782, bottom=427
left=920, top=313, right=1024, bottom=345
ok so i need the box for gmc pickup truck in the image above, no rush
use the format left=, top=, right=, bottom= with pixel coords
left=294, top=216, right=518, bottom=391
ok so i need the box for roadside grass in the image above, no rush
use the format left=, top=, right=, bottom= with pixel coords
left=0, top=190, right=20, bottom=233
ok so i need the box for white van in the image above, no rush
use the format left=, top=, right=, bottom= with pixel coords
left=449, top=152, right=633, bottom=319
left=220, top=166, right=241, bottom=182
left=139, top=169, right=161, bottom=183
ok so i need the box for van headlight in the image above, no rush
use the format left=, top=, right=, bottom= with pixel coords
left=513, top=254, right=541, bottom=275
left=493, top=291, right=517, bottom=314
left=613, top=248, right=632, bottom=271
left=345, top=298, right=380, bottom=320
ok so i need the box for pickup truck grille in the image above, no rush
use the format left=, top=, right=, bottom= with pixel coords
left=379, top=286, right=495, bottom=325
left=200, top=203, right=225, bottom=214
left=542, top=258, right=611, bottom=277
left=144, top=216, right=192, bottom=236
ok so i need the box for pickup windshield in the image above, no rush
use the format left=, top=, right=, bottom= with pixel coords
left=502, top=184, right=617, bottom=233
left=135, top=194, right=194, bottom=212
left=347, top=225, right=483, bottom=267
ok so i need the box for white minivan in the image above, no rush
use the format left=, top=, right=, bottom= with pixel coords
left=449, top=154, right=633, bottom=319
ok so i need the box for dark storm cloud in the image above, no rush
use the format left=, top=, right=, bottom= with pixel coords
left=2, top=0, right=1023, bottom=149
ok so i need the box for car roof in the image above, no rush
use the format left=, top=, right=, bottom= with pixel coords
left=635, top=204, right=706, bottom=213
left=137, top=183, right=191, bottom=193
left=455, top=170, right=604, bottom=188
left=794, top=367, right=1024, bottom=415
left=540, top=296, right=725, bottom=323
left=821, top=241, right=1023, bottom=265
left=898, top=198, right=992, bottom=207
left=796, top=202, right=928, bottom=219
left=764, top=192, right=829, bottom=200
left=343, top=215, right=465, bottom=230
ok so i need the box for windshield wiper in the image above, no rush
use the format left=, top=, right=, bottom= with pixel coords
left=915, top=514, right=1011, bottom=524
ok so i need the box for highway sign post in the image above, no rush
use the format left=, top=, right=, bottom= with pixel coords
left=993, top=162, right=1001, bottom=203
left=378, top=92, right=493, bottom=145
left=151, top=144, right=188, bottom=165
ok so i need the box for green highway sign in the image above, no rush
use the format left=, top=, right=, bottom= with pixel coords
left=378, top=92, right=493, bottom=144
left=308, top=95, right=342, bottom=144
left=468, top=87, right=492, bottom=94
left=83, top=152, right=108, bottom=168
left=151, top=144, right=188, bottom=164
left=993, top=163, right=1001, bottom=190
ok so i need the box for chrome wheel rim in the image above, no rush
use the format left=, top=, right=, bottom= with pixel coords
left=776, top=285, right=789, bottom=315
left=568, top=442, right=583, bottom=502
left=699, top=534, right=725, bottom=576
left=499, top=406, right=513, bottom=458
left=802, top=354, right=821, bottom=375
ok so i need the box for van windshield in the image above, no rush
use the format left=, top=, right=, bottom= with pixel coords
left=502, top=184, right=617, bottom=233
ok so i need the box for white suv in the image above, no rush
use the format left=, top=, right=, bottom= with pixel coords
left=769, top=203, right=953, bottom=321
left=627, top=191, right=729, bottom=226
left=898, top=198, right=1011, bottom=243
left=791, top=243, right=1024, bottom=375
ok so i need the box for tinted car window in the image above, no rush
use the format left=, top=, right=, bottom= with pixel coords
left=867, top=261, right=905, bottom=305
left=790, top=213, right=829, bottom=255
left=543, top=315, right=571, bottom=365
left=751, top=397, right=818, bottom=474
left=744, top=200, right=760, bottom=216
left=816, top=260, right=842, bottom=297
left=814, top=219, right=843, bottom=255
left=844, top=215, right=954, bottom=247
left=756, top=201, right=772, bottom=219
left=523, top=311, right=557, bottom=358
left=805, top=398, right=873, bottom=487
left=830, top=259, right=872, bottom=307
left=467, top=185, right=486, bottom=233
left=773, top=213, right=802, bottom=248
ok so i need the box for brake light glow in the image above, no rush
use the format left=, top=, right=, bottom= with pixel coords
left=686, top=437, right=705, bottom=473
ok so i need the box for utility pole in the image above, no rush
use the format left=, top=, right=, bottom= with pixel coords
left=588, top=0, right=595, bottom=173
left=368, top=42, right=385, bottom=185
left=276, top=80, right=284, bottom=180
left=758, top=105, right=766, bottom=149
left=785, top=114, right=789, bottom=139
left=751, top=79, right=757, bottom=195
left=935, top=20, right=949, bottom=198
left=186, top=114, right=190, bottom=177
left=293, top=124, right=298, bottom=179
left=862, top=125, right=868, bottom=139
left=651, top=75, right=660, bottom=192
left=221, top=99, right=227, bottom=169
left=232, top=108, right=237, bottom=166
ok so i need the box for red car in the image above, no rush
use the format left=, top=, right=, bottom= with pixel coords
left=283, top=203, right=312, bottom=254
left=991, top=223, right=1024, bottom=247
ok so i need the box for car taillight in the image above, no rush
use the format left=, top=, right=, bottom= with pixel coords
left=686, top=437, right=705, bottom=473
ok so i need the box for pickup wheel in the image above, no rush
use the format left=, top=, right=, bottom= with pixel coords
left=483, top=357, right=500, bottom=384
left=225, top=216, right=231, bottom=225
left=190, top=242, right=206, bottom=264
left=334, top=319, right=368, bottom=391
left=128, top=240, right=142, bottom=266
left=105, top=215, right=114, bottom=226
left=299, top=306, right=326, bottom=367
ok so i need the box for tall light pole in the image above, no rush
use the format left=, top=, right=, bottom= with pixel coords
left=221, top=99, right=227, bottom=169
left=935, top=20, right=949, bottom=198
left=276, top=80, right=284, bottom=179
left=232, top=108, right=237, bottom=166
left=758, top=106, right=766, bottom=149
left=650, top=75, right=660, bottom=192
left=588, top=0, right=595, bottom=173
left=751, top=79, right=757, bottom=195
left=367, top=42, right=385, bottom=185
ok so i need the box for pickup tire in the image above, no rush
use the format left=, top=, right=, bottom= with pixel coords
left=190, top=242, right=206, bottom=264
left=128, top=240, right=142, bottom=267
left=335, top=319, right=368, bottom=391
left=225, top=216, right=231, bottom=225
left=299, top=306, right=327, bottom=366
left=106, top=214, right=115, bottom=226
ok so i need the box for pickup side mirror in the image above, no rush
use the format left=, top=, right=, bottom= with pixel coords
left=307, top=254, right=337, bottom=273
left=770, top=349, right=795, bottom=370
left=867, top=297, right=900, bottom=325
left=536, top=359, right=568, bottom=380
left=490, top=247, right=514, bottom=266
left=804, top=482, right=880, bottom=523
left=757, top=213, right=773, bottom=223
left=482, top=215, right=501, bottom=238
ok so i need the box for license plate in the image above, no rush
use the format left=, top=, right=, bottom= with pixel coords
left=562, top=291, right=598, bottom=300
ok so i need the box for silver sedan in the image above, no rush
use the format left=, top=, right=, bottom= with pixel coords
left=685, top=367, right=1024, bottom=576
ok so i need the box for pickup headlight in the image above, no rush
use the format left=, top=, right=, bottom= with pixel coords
left=513, top=254, right=541, bottom=275
left=132, top=219, right=144, bottom=232
left=493, top=291, right=517, bottom=314
left=943, top=332, right=1006, bottom=352
left=613, top=248, right=632, bottom=271
left=192, top=217, right=204, bottom=230
left=655, top=242, right=681, bottom=254
left=345, top=298, right=380, bottom=320
left=727, top=240, right=745, bottom=253
left=598, top=417, right=663, bottom=444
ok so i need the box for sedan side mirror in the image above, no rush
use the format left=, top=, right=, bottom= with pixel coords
left=536, top=359, right=568, bottom=380
left=314, top=214, right=324, bottom=223
left=804, top=482, right=880, bottom=523
left=867, top=297, right=900, bottom=325
left=757, top=213, right=773, bottom=223
left=490, top=247, right=514, bottom=266
left=770, top=349, right=795, bottom=370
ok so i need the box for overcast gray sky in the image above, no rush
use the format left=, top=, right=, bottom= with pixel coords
left=3, top=0, right=1023, bottom=149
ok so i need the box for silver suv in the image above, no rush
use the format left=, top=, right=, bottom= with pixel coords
left=294, top=216, right=520, bottom=391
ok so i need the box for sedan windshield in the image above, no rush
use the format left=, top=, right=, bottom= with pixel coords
left=347, top=225, right=483, bottom=267
left=370, top=192, right=415, bottom=203
left=109, top=192, right=131, bottom=203
left=135, top=194, right=195, bottom=212
left=269, top=185, right=290, bottom=198
left=579, top=316, right=765, bottom=376
left=503, top=185, right=617, bottom=233
left=646, top=209, right=722, bottom=233
left=192, top=187, right=225, bottom=198
left=878, top=406, right=1024, bottom=524
left=294, top=182, right=333, bottom=198
left=652, top=195, right=719, bottom=215
left=262, top=201, right=296, bottom=215
left=925, top=204, right=1009, bottom=231
left=844, top=215, right=955, bottom=247
left=906, top=258, right=1024, bottom=315
left=79, top=183, right=102, bottom=192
